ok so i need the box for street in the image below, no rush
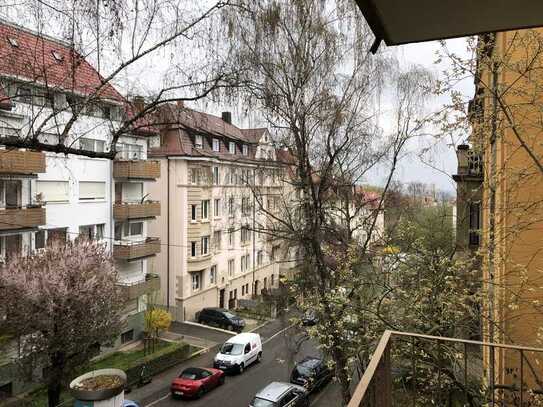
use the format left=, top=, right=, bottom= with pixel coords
left=129, top=316, right=341, bottom=407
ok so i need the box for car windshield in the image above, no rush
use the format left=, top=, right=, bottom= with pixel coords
left=220, top=342, right=244, bottom=355
left=294, top=365, right=313, bottom=377
left=251, top=397, right=275, bottom=407
left=180, top=371, right=198, bottom=380
left=223, top=311, right=237, bottom=319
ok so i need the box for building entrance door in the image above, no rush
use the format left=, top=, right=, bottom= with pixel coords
left=219, top=289, right=225, bottom=308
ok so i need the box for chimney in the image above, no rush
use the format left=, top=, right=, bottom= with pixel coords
left=133, top=96, right=145, bottom=113
left=176, top=100, right=184, bottom=108
left=456, top=144, right=469, bottom=175
left=222, top=111, right=232, bottom=124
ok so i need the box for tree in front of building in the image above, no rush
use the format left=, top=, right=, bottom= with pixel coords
left=0, top=239, right=124, bottom=407
left=145, top=307, right=173, bottom=349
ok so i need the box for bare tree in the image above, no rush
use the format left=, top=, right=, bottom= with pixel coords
left=0, top=0, right=237, bottom=158
left=213, top=1, right=434, bottom=402
left=0, top=239, right=125, bottom=407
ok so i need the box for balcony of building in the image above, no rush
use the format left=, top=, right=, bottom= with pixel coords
left=113, top=160, right=160, bottom=180
left=113, top=237, right=161, bottom=260
left=117, top=273, right=160, bottom=300
left=347, top=330, right=543, bottom=407
left=0, top=149, right=46, bottom=176
left=113, top=201, right=160, bottom=220
left=0, top=206, right=45, bottom=231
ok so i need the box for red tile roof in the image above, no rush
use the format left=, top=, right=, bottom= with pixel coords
left=0, top=21, right=123, bottom=101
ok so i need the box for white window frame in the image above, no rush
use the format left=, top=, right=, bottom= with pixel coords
left=195, top=135, right=203, bottom=149
left=228, top=228, right=234, bottom=247
left=242, top=144, right=248, bottom=156
left=191, top=204, right=197, bottom=221
left=229, top=141, right=236, bottom=154
left=192, top=272, right=201, bottom=291
left=191, top=241, right=197, bottom=257
left=212, top=138, right=220, bottom=152
left=201, top=236, right=209, bottom=255
left=228, top=259, right=235, bottom=276
left=79, top=181, right=106, bottom=201
left=210, top=265, right=217, bottom=285
left=214, top=198, right=220, bottom=217
left=201, top=200, right=209, bottom=220
left=212, top=166, right=219, bottom=185
left=213, top=230, right=221, bottom=252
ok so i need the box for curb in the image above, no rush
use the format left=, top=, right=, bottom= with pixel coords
left=249, top=319, right=273, bottom=333
left=182, top=320, right=237, bottom=336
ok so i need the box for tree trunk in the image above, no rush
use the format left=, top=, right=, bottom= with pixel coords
left=331, top=343, right=352, bottom=405
left=48, top=381, right=61, bottom=407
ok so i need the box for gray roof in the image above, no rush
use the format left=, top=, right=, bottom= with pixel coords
left=255, top=382, right=292, bottom=401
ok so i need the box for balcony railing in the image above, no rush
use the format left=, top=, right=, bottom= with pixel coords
left=117, top=273, right=160, bottom=300
left=113, top=237, right=161, bottom=260
left=0, top=150, right=46, bottom=175
left=113, top=201, right=161, bottom=220
left=0, top=206, right=46, bottom=230
left=113, top=160, right=160, bottom=179
left=348, top=330, right=543, bottom=407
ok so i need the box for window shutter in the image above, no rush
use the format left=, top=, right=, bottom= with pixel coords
left=79, top=182, right=106, bottom=200
left=36, top=181, right=69, bottom=202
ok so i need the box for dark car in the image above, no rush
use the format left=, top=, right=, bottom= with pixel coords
left=250, top=382, right=309, bottom=407
left=196, top=308, right=245, bottom=332
left=290, top=357, right=333, bottom=392
left=301, top=310, right=318, bottom=326
left=170, top=367, right=225, bottom=399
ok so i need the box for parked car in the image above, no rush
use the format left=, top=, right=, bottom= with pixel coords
left=196, top=307, right=246, bottom=332
left=170, top=367, right=225, bottom=399
left=290, top=357, right=333, bottom=392
left=122, top=401, right=141, bottom=407
left=214, top=332, right=262, bottom=374
left=250, top=382, right=309, bottom=407
left=301, top=310, right=318, bottom=326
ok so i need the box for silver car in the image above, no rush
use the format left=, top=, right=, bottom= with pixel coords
left=250, top=382, right=309, bottom=407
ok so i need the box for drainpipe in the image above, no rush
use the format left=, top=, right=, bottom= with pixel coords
left=252, top=168, right=256, bottom=296
left=167, top=158, right=171, bottom=309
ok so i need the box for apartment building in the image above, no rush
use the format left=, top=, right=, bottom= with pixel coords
left=148, top=105, right=293, bottom=321
left=0, top=21, right=160, bottom=348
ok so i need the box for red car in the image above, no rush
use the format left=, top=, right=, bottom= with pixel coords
left=170, top=367, right=225, bottom=399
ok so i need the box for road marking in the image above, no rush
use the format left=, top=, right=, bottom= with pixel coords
left=263, top=324, right=294, bottom=344
left=145, top=393, right=170, bottom=407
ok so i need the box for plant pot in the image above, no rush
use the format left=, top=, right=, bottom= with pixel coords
left=70, top=368, right=127, bottom=401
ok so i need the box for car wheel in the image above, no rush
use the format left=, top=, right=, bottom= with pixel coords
left=227, top=324, right=233, bottom=331
left=257, top=352, right=262, bottom=363
left=219, top=375, right=225, bottom=386
left=238, top=363, right=244, bottom=374
left=196, top=387, right=205, bottom=399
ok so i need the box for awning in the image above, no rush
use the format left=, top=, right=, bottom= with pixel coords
left=354, top=0, right=543, bottom=52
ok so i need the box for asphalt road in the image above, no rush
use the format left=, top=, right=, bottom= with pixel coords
left=132, top=315, right=339, bottom=407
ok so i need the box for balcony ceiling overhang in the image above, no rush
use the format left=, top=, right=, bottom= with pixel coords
left=354, top=0, right=543, bottom=51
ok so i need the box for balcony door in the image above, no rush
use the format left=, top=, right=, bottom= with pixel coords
left=0, top=180, right=22, bottom=208
left=3, top=234, right=22, bottom=262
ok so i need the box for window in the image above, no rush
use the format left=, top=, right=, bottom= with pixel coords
left=242, top=197, right=251, bottom=215
left=124, top=222, right=143, bottom=237
left=212, top=138, right=220, bottom=152
left=201, top=200, right=209, bottom=220
left=35, top=230, right=45, bottom=250
left=79, top=138, right=105, bottom=152
left=213, top=230, right=221, bottom=251
left=214, top=198, right=220, bottom=217
left=228, top=197, right=234, bottom=216
left=16, top=86, right=31, bottom=104
left=257, top=250, right=263, bottom=266
left=51, top=50, right=64, bottom=62
left=271, top=245, right=279, bottom=261
left=228, top=228, right=234, bottom=247
left=114, top=223, right=122, bottom=240
left=201, top=236, right=210, bottom=255
left=36, top=181, right=69, bottom=203
left=79, top=182, right=106, bottom=200
left=195, top=135, right=203, bottom=148
left=191, top=241, right=197, bottom=257
left=229, top=141, right=236, bottom=154
left=117, top=143, right=143, bottom=160
left=0, top=180, right=21, bottom=208
left=241, top=254, right=250, bottom=273
left=280, top=391, right=297, bottom=406
left=7, top=37, right=19, bottom=47
left=121, top=330, right=134, bottom=344
left=271, top=274, right=275, bottom=286
left=228, top=168, right=236, bottom=184
left=242, top=144, right=248, bottom=156
left=210, top=265, right=217, bottom=285
left=79, top=225, right=94, bottom=240
left=47, top=228, right=67, bottom=246
left=228, top=259, right=235, bottom=276
left=213, top=167, right=219, bottom=185
left=96, top=224, right=105, bottom=240
left=192, top=272, right=201, bottom=291
left=469, top=202, right=481, bottom=246
left=191, top=204, right=197, bottom=221
left=190, top=168, right=198, bottom=184
left=241, top=226, right=250, bottom=243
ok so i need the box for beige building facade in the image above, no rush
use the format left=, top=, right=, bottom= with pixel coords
left=149, top=106, right=292, bottom=321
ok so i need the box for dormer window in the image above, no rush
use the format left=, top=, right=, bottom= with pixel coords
left=7, top=37, right=18, bottom=47
left=195, top=135, right=203, bottom=149
left=51, top=50, right=64, bottom=62
left=229, top=141, right=236, bottom=154
left=212, top=138, right=220, bottom=152
left=242, top=145, right=248, bottom=156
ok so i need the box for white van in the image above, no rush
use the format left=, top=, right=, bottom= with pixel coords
left=213, top=332, right=262, bottom=374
